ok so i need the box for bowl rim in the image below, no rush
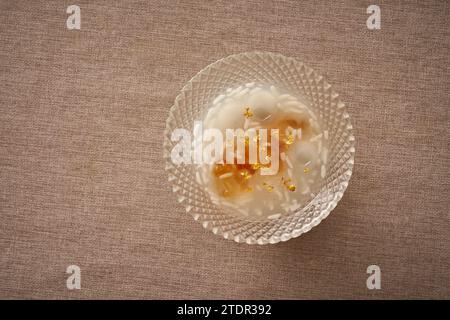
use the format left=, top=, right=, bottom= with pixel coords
left=163, top=51, right=355, bottom=244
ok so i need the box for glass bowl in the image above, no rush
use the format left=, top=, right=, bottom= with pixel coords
left=163, top=52, right=355, bottom=244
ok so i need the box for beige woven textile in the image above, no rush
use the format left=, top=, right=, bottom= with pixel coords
left=0, top=0, right=449, bottom=299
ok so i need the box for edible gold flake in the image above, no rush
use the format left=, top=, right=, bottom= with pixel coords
left=285, top=134, right=295, bottom=145
left=263, top=182, right=274, bottom=192
left=281, top=177, right=296, bottom=192
left=239, top=170, right=252, bottom=180
left=251, top=163, right=262, bottom=170
left=243, top=107, right=253, bottom=118
left=287, top=184, right=296, bottom=192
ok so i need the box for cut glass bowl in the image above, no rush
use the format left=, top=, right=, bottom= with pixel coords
left=163, top=52, right=355, bottom=244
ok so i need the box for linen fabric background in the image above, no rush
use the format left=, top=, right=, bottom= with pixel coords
left=0, top=0, right=449, bottom=299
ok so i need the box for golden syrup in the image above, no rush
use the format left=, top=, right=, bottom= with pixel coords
left=212, top=116, right=305, bottom=199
